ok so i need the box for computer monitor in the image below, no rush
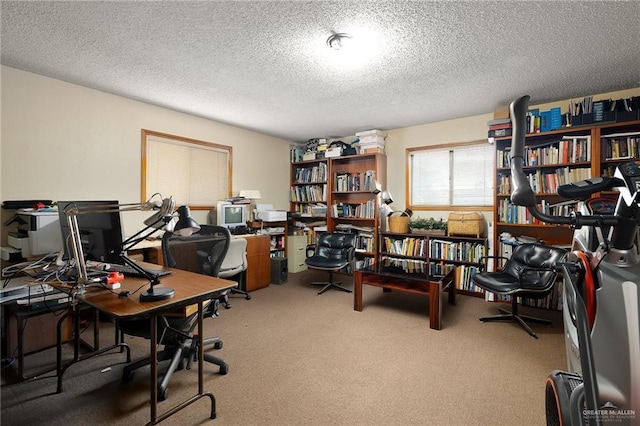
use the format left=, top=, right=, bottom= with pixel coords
left=216, top=202, right=247, bottom=230
left=57, top=200, right=124, bottom=264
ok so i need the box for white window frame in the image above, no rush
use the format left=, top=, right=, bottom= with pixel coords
left=142, top=129, right=232, bottom=210
left=407, top=140, right=494, bottom=209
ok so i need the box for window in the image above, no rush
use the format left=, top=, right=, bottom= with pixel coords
left=408, top=141, right=493, bottom=209
left=142, top=130, right=232, bottom=209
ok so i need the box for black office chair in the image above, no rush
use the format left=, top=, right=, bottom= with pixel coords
left=471, top=242, right=567, bottom=338
left=305, top=232, right=357, bottom=295
left=120, top=225, right=231, bottom=401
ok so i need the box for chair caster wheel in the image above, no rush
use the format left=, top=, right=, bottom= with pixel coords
left=122, top=370, right=134, bottom=382
left=219, top=364, right=229, bottom=375
left=245, top=295, right=251, bottom=300
left=224, top=303, right=231, bottom=309
left=158, top=387, right=169, bottom=401
left=214, top=341, right=223, bottom=350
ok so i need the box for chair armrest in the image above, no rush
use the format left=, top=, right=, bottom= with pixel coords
left=478, top=255, right=509, bottom=272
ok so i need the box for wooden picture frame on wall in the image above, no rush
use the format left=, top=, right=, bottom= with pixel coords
left=141, top=129, right=233, bottom=210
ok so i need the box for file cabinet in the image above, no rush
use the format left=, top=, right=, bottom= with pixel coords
left=287, top=235, right=308, bottom=273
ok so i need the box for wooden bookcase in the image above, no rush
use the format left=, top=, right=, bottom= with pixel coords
left=289, top=152, right=387, bottom=270
left=289, top=157, right=329, bottom=246
left=329, top=153, right=386, bottom=270
left=379, top=232, right=488, bottom=297
left=493, top=119, right=640, bottom=255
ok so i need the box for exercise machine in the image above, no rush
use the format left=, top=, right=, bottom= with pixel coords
left=509, top=95, right=639, bottom=426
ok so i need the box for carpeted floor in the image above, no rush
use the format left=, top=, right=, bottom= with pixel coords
left=1, top=269, right=565, bottom=425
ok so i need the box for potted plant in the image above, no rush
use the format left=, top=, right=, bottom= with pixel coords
left=409, top=217, right=448, bottom=235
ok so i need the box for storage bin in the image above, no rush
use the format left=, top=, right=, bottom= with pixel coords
left=388, top=212, right=410, bottom=233
left=447, top=212, right=485, bottom=237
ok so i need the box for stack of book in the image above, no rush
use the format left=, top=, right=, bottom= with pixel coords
left=487, top=118, right=512, bottom=138
left=355, top=129, right=386, bottom=154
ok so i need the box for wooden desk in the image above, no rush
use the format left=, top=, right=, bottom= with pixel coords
left=61, top=263, right=237, bottom=425
left=135, top=234, right=271, bottom=292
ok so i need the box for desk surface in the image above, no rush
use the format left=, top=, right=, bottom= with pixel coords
left=130, top=232, right=265, bottom=248
left=75, top=262, right=237, bottom=320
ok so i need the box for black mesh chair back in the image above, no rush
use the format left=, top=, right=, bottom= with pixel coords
left=120, top=225, right=232, bottom=400
left=162, top=224, right=230, bottom=277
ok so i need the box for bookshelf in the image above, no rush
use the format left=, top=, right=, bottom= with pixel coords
left=289, top=157, right=329, bottom=246
left=329, top=153, right=386, bottom=270
left=262, top=221, right=287, bottom=258
left=289, top=151, right=387, bottom=271
left=493, top=119, right=640, bottom=254
left=379, top=232, right=488, bottom=297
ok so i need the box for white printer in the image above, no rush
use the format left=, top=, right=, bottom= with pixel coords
left=255, top=204, right=287, bottom=222
left=7, top=209, right=62, bottom=258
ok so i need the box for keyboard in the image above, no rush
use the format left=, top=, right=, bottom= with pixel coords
left=106, top=263, right=172, bottom=278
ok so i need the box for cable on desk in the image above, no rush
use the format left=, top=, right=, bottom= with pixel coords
left=2, top=252, right=59, bottom=288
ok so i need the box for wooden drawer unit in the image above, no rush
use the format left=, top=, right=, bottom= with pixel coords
left=244, top=235, right=271, bottom=291
left=287, top=235, right=308, bottom=273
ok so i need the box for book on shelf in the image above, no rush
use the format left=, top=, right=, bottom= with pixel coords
left=455, top=265, right=483, bottom=294
left=487, top=118, right=511, bottom=127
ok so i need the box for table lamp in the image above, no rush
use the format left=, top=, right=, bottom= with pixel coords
left=64, top=195, right=200, bottom=302
left=238, top=189, right=262, bottom=222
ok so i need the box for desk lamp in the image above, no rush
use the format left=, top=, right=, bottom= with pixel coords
left=64, top=196, right=200, bottom=302
left=372, top=182, right=395, bottom=217
left=238, top=189, right=262, bottom=222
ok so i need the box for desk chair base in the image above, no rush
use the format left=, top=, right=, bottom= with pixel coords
left=230, top=288, right=251, bottom=301
left=220, top=272, right=251, bottom=309
left=122, top=337, right=227, bottom=401
left=311, top=271, right=352, bottom=295
left=185, top=335, right=229, bottom=375
left=480, top=299, right=551, bottom=339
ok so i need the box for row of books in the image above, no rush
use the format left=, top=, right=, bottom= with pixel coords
left=296, top=224, right=327, bottom=246
left=354, top=256, right=375, bottom=271
left=290, top=146, right=306, bottom=163
left=289, top=184, right=326, bottom=203
left=331, top=200, right=376, bottom=219
left=454, top=265, right=483, bottom=294
left=379, top=256, right=428, bottom=275
left=334, top=170, right=376, bottom=192
left=485, top=280, right=563, bottom=310
left=354, top=233, right=375, bottom=253
left=292, top=203, right=327, bottom=217
left=429, top=240, right=487, bottom=263
left=496, top=136, right=591, bottom=168
left=293, top=163, right=327, bottom=183
left=600, top=133, right=640, bottom=160
left=498, top=166, right=591, bottom=195
left=498, top=199, right=579, bottom=224
left=382, top=236, right=428, bottom=257
left=430, top=262, right=455, bottom=277
left=373, top=257, right=485, bottom=294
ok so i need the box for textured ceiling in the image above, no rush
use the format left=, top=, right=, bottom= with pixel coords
left=2, top=1, right=640, bottom=142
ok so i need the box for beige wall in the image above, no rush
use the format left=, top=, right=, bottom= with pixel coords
left=1, top=66, right=292, bottom=236
left=2, top=65, right=638, bottom=244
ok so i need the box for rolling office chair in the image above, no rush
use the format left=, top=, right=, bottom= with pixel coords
left=120, top=225, right=231, bottom=401
left=305, top=232, right=357, bottom=295
left=471, top=242, right=567, bottom=338
left=218, top=237, right=251, bottom=308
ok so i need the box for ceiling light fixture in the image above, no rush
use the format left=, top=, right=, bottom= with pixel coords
left=326, top=32, right=351, bottom=50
